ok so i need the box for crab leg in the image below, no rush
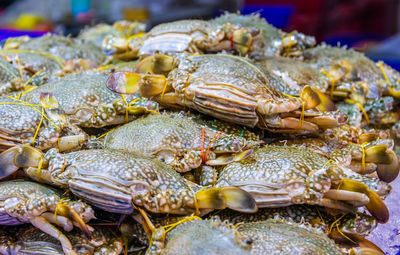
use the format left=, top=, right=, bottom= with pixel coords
left=30, top=215, right=77, bottom=255
left=41, top=212, right=74, bottom=231
left=323, top=190, right=370, bottom=206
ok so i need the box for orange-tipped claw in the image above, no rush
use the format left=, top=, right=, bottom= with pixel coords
left=365, top=189, right=389, bottom=224
left=337, top=179, right=389, bottom=223
left=56, top=204, right=92, bottom=239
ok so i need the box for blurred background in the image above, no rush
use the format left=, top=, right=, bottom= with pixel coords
left=0, top=0, right=399, bottom=69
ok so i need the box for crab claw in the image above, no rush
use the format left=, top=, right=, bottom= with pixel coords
left=313, top=88, right=337, bottom=112
left=0, top=146, right=20, bottom=179
left=299, top=85, right=320, bottom=110
left=107, top=71, right=169, bottom=97
left=55, top=203, right=92, bottom=239
left=195, top=187, right=257, bottom=213
left=134, top=54, right=175, bottom=74
left=329, top=229, right=384, bottom=255
left=14, top=144, right=44, bottom=168
left=376, top=150, right=399, bottom=183
left=364, top=145, right=392, bottom=164
left=0, top=145, right=44, bottom=179
left=338, top=179, right=389, bottom=223
left=206, top=149, right=253, bottom=166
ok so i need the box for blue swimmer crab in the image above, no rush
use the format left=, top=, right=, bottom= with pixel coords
left=215, top=145, right=391, bottom=223
left=107, top=54, right=346, bottom=133
left=3, top=34, right=105, bottom=66
left=0, top=180, right=95, bottom=255
left=0, top=145, right=257, bottom=216
left=79, top=20, right=146, bottom=48
left=1, top=225, right=123, bottom=255
left=103, top=111, right=258, bottom=173
left=273, top=125, right=399, bottom=183
left=21, top=71, right=158, bottom=128
left=212, top=12, right=316, bottom=58
left=101, top=18, right=257, bottom=60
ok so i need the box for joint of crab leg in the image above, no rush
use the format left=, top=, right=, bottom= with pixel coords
left=30, top=215, right=76, bottom=255
left=41, top=212, right=74, bottom=231
left=195, top=187, right=257, bottom=213
left=324, top=190, right=370, bottom=206
left=134, top=54, right=175, bottom=74
left=206, top=149, right=253, bottom=166
left=377, top=150, right=399, bottom=183
left=329, top=229, right=385, bottom=255
left=55, top=203, right=92, bottom=239
left=57, top=134, right=87, bottom=152
left=106, top=71, right=169, bottom=98
left=364, top=145, right=392, bottom=164
left=299, top=85, right=320, bottom=110
left=336, top=179, right=389, bottom=223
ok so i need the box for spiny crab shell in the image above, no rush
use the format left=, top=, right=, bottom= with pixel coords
left=147, top=217, right=252, bottom=255
left=0, top=95, right=86, bottom=152
left=215, top=145, right=391, bottom=224
left=101, top=18, right=256, bottom=60
left=22, top=71, right=159, bottom=128
left=2, top=145, right=257, bottom=216
left=107, top=54, right=346, bottom=134
left=104, top=111, right=257, bottom=172
left=237, top=219, right=344, bottom=255
left=273, top=126, right=400, bottom=183
left=212, top=12, right=316, bottom=58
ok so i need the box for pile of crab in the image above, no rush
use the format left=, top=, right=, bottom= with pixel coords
left=0, top=12, right=399, bottom=255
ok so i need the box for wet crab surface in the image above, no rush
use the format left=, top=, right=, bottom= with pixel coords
left=0, top=11, right=400, bottom=255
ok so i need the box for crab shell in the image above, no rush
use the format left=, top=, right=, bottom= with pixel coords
left=212, top=12, right=316, bottom=58
left=147, top=217, right=252, bottom=255
left=79, top=20, right=145, bottom=48
left=0, top=96, right=88, bottom=152
left=22, top=71, right=159, bottom=128
left=216, top=145, right=391, bottom=223
left=216, top=205, right=377, bottom=238
left=0, top=57, right=27, bottom=96
left=0, top=180, right=95, bottom=255
left=14, top=147, right=256, bottom=216
left=302, top=45, right=399, bottom=101
left=257, top=56, right=330, bottom=96
left=102, top=19, right=254, bottom=59
left=7, top=34, right=106, bottom=65
left=107, top=54, right=346, bottom=134
left=273, top=131, right=399, bottom=183
left=4, top=226, right=123, bottom=255
left=237, top=219, right=344, bottom=255
left=104, top=111, right=256, bottom=172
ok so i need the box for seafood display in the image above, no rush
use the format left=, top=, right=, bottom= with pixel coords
left=0, top=12, right=399, bottom=255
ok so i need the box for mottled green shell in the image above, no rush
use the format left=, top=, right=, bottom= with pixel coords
left=238, top=219, right=343, bottom=255
left=0, top=96, right=41, bottom=134
left=18, top=34, right=105, bottom=64
left=46, top=149, right=194, bottom=214
left=0, top=180, right=59, bottom=202
left=258, top=56, right=329, bottom=95
left=160, top=219, right=251, bottom=255
left=13, top=226, right=122, bottom=254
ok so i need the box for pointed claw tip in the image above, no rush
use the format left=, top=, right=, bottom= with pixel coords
left=220, top=187, right=258, bottom=213
left=0, top=147, right=19, bottom=179
left=377, top=150, right=399, bottom=183
left=365, top=189, right=389, bottom=224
